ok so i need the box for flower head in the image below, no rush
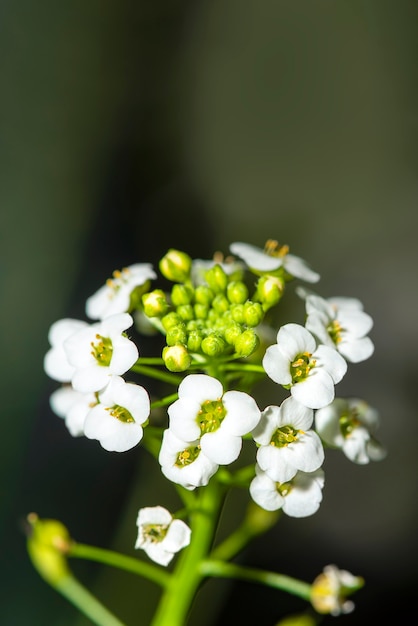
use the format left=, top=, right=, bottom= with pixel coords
left=249, top=465, right=325, bottom=517
left=86, top=263, right=156, bottom=321
left=63, top=313, right=138, bottom=393
left=263, top=323, right=347, bottom=409
left=158, top=429, right=219, bottom=490
left=315, top=397, right=386, bottom=464
left=303, top=293, right=374, bottom=363
left=252, top=397, right=324, bottom=482
left=135, top=506, right=191, bottom=566
left=230, top=240, right=320, bottom=283
left=310, top=564, right=364, bottom=616
left=83, top=375, right=150, bottom=452
left=168, top=374, right=261, bottom=465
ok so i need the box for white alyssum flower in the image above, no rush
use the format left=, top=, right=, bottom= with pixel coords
left=135, top=506, right=191, bottom=566
left=263, top=323, right=347, bottom=409
left=83, top=375, right=150, bottom=452
left=44, top=318, right=88, bottom=382
left=167, top=374, right=261, bottom=465
left=63, top=313, right=138, bottom=393
left=86, top=263, right=156, bottom=320
left=315, top=397, right=386, bottom=464
left=249, top=465, right=325, bottom=517
left=310, top=564, right=364, bottom=616
left=252, top=396, right=324, bottom=482
left=49, top=385, right=97, bottom=437
left=158, top=429, right=219, bottom=490
left=230, top=240, right=320, bottom=283
left=302, top=293, right=374, bottom=363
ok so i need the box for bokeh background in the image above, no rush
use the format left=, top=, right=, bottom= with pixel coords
left=1, top=1, right=417, bottom=624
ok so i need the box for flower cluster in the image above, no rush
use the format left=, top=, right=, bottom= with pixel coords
left=43, top=239, right=385, bottom=579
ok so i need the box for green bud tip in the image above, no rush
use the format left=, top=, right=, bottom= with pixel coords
left=142, top=289, right=168, bottom=317
left=159, top=249, right=192, bottom=282
left=26, top=513, right=72, bottom=586
left=162, top=345, right=192, bottom=372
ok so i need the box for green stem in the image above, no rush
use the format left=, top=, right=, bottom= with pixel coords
left=150, top=480, right=226, bottom=626
left=151, top=392, right=179, bottom=409
left=69, top=542, right=170, bottom=588
left=56, top=575, right=126, bottom=626
left=199, top=560, right=312, bottom=601
left=131, top=363, right=183, bottom=386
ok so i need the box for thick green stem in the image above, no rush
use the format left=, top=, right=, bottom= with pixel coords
left=150, top=480, right=226, bottom=626
left=199, top=560, right=312, bottom=601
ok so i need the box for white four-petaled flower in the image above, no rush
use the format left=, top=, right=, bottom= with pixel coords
left=303, top=293, right=374, bottom=363
left=315, top=397, right=386, bottom=464
left=135, top=506, right=191, bottom=566
left=63, top=313, right=138, bottom=393
left=86, top=263, right=156, bottom=320
left=252, top=396, right=324, bottom=482
left=249, top=465, right=325, bottom=517
left=167, top=374, right=261, bottom=465
left=83, top=375, right=150, bottom=452
left=263, top=323, right=347, bottom=409
left=230, top=241, right=320, bottom=283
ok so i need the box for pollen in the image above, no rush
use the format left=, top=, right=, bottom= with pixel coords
left=264, top=239, right=289, bottom=258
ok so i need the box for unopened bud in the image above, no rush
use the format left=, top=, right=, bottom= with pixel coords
left=187, top=329, right=203, bottom=352
left=244, top=301, right=264, bottom=327
left=201, top=333, right=226, bottom=357
left=176, top=304, right=194, bottom=322
left=142, top=290, right=168, bottom=317
left=26, top=513, right=71, bottom=586
left=227, top=281, right=249, bottom=304
left=160, top=249, right=192, bottom=283
left=195, top=285, right=214, bottom=306
left=256, top=275, right=284, bottom=308
left=224, top=322, right=243, bottom=345
left=166, top=323, right=187, bottom=346
left=171, top=284, right=194, bottom=306
left=162, top=345, right=191, bottom=372
left=161, top=311, right=182, bottom=331
left=234, top=329, right=259, bottom=357
left=212, top=294, right=230, bottom=314
left=205, top=265, right=228, bottom=293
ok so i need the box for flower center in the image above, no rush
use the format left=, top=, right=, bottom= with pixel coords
left=142, top=523, right=168, bottom=544
left=175, top=445, right=201, bottom=467
left=339, top=409, right=361, bottom=438
left=276, top=481, right=292, bottom=497
left=264, top=239, right=289, bottom=258
left=107, top=404, right=135, bottom=423
left=90, top=334, right=113, bottom=366
left=197, top=399, right=227, bottom=435
left=270, top=425, right=301, bottom=447
left=327, top=319, right=343, bottom=345
left=290, top=352, right=316, bottom=383
left=105, top=268, right=130, bottom=296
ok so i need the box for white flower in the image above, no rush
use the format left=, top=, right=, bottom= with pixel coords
left=311, top=564, right=364, bottom=616
left=315, top=397, right=386, bottom=464
left=135, top=506, right=191, bottom=566
left=158, top=429, right=219, bottom=490
left=83, top=376, right=150, bottom=452
left=230, top=240, right=320, bottom=283
left=44, top=318, right=88, bottom=382
left=263, top=323, right=347, bottom=409
left=303, top=293, right=374, bottom=363
left=252, top=397, right=324, bottom=482
left=249, top=465, right=325, bottom=517
left=86, top=263, right=156, bottom=320
left=49, top=385, right=97, bottom=437
left=167, top=374, right=261, bottom=465
left=63, top=313, right=138, bottom=393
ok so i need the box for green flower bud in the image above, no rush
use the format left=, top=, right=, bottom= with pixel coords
left=161, top=311, right=182, bottom=331
left=166, top=323, right=187, bottom=346
left=162, top=345, right=192, bottom=372
left=159, top=249, right=192, bottom=282
left=176, top=304, right=194, bottom=322
left=256, top=275, right=284, bottom=308
left=227, top=280, right=249, bottom=304
left=234, top=329, right=259, bottom=357
left=244, top=301, right=264, bottom=327
left=26, top=513, right=71, bottom=586
left=201, top=333, right=227, bottom=357
left=205, top=264, right=228, bottom=293
left=195, top=285, right=214, bottom=305
left=223, top=322, right=242, bottom=345
left=194, top=303, right=209, bottom=320
left=187, top=329, right=203, bottom=352
left=142, top=289, right=168, bottom=317
left=171, top=284, right=194, bottom=306
left=212, top=294, right=230, bottom=314
left=231, top=304, right=245, bottom=324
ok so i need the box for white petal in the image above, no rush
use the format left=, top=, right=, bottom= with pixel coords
left=137, top=506, right=172, bottom=528
left=222, top=391, right=261, bottom=435
left=230, top=242, right=283, bottom=271
left=84, top=405, right=143, bottom=452
left=282, top=470, right=324, bottom=517
left=72, top=366, right=110, bottom=393
left=249, top=471, right=284, bottom=511
left=178, top=374, right=223, bottom=403
left=168, top=398, right=202, bottom=441
left=291, top=370, right=335, bottom=409
left=283, top=254, right=320, bottom=283
left=252, top=405, right=280, bottom=445
left=162, top=519, right=191, bottom=552
left=143, top=543, right=174, bottom=566
left=108, top=336, right=139, bottom=373
left=338, top=336, right=374, bottom=363
left=200, top=430, right=242, bottom=464
left=315, top=400, right=346, bottom=447
left=280, top=396, right=314, bottom=430
left=263, top=345, right=292, bottom=385
left=277, top=324, right=316, bottom=360
left=315, top=344, right=347, bottom=384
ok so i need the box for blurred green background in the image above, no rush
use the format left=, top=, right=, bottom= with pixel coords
left=1, top=1, right=417, bottom=624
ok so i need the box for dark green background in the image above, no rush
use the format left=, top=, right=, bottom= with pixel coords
left=1, top=1, right=417, bottom=624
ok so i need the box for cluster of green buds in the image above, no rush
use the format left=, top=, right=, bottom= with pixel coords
left=141, top=249, right=283, bottom=372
